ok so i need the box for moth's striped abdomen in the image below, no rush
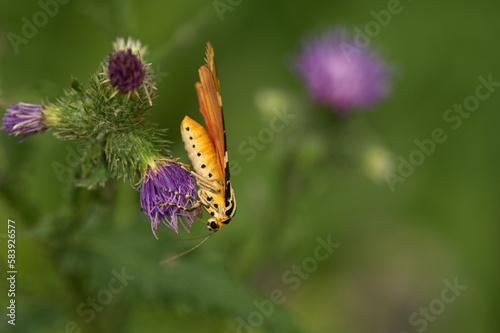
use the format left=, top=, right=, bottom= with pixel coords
left=181, top=116, right=223, bottom=182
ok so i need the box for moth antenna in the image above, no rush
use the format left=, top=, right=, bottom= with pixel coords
left=177, top=232, right=213, bottom=241
left=160, top=231, right=215, bottom=264
left=195, top=215, right=209, bottom=225
left=160, top=232, right=212, bottom=242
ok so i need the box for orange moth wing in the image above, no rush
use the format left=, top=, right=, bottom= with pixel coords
left=195, top=42, right=226, bottom=178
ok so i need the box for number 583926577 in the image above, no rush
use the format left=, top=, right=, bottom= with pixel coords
left=7, top=219, right=15, bottom=267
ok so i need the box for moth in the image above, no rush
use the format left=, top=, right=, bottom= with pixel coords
left=180, top=41, right=237, bottom=232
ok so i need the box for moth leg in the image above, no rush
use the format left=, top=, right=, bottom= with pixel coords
left=157, top=201, right=204, bottom=213
left=157, top=157, right=193, bottom=170
left=158, top=158, right=220, bottom=193
left=193, top=175, right=220, bottom=193
left=159, top=187, right=199, bottom=203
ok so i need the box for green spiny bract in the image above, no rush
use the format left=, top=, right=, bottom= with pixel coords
left=43, top=40, right=168, bottom=187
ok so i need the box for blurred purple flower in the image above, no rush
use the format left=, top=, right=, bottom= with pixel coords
left=2, top=103, right=47, bottom=138
left=106, top=48, right=156, bottom=106
left=139, top=160, right=200, bottom=238
left=294, top=29, right=393, bottom=113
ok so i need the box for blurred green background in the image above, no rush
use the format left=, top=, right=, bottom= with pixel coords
left=1, top=0, right=499, bottom=332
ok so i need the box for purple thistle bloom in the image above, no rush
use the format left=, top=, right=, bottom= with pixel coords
left=139, top=160, right=200, bottom=238
left=294, top=29, right=393, bottom=113
left=106, top=48, right=156, bottom=106
left=108, top=49, right=146, bottom=93
left=2, top=103, right=47, bottom=138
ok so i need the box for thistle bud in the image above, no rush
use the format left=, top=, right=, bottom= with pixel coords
left=2, top=103, right=47, bottom=138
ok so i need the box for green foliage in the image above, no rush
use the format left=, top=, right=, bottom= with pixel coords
left=48, top=68, right=167, bottom=186
left=1, top=1, right=500, bottom=333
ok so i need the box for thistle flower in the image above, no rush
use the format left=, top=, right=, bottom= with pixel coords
left=112, top=37, right=148, bottom=60
left=139, top=160, right=200, bottom=238
left=2, top=103, right=47, bottom=138
left=294, top=29, right=393, bottom=113
left=103, top=38, right=156, bottom=106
